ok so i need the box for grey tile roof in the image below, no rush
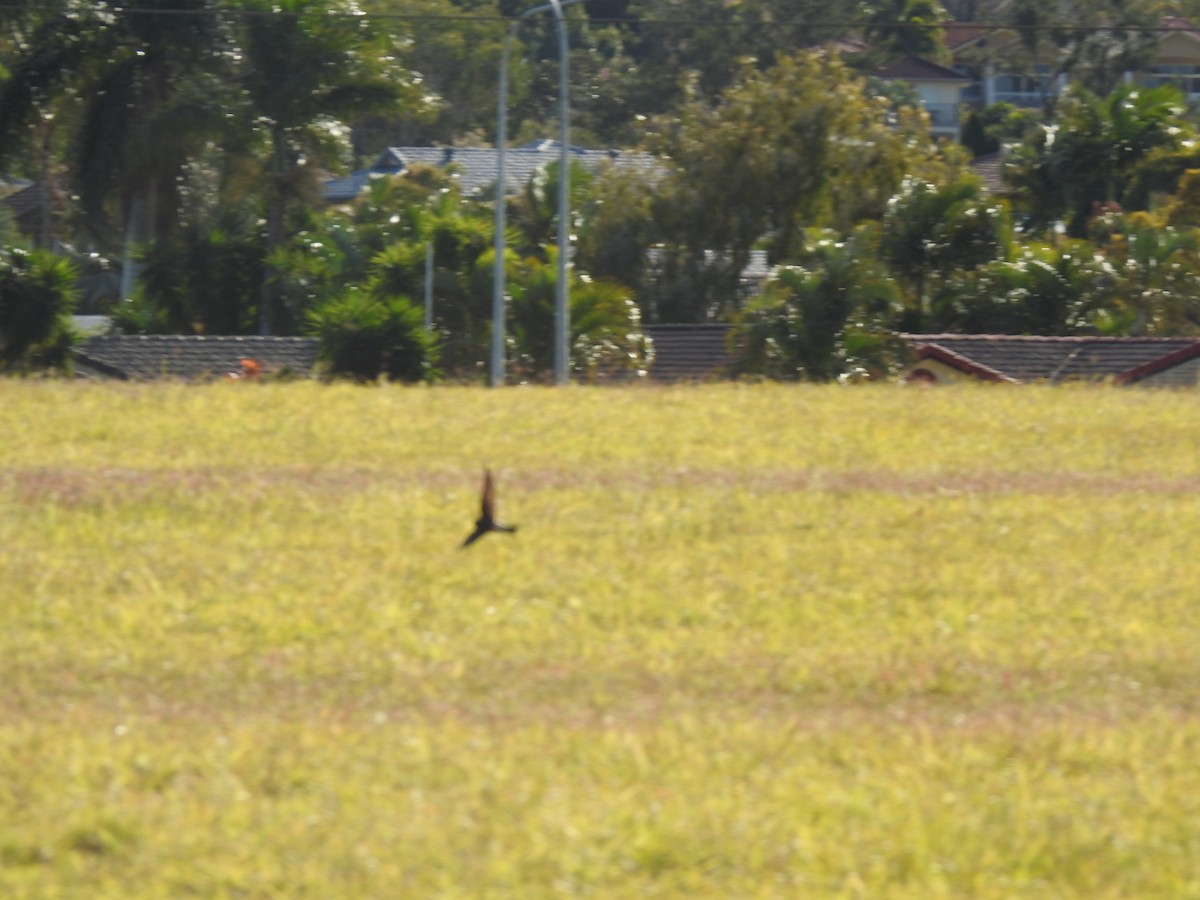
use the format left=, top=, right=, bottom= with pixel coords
left=74, top=335, right=319, bottom=381
left=325, top=142, right=661, bottom=202
left=2, top=181, right=44, bottom=219
left=1141, top=351, right=1200, bottom=387
left=644, top=324, right=734, bottom=381
left=902, top=334, right=1200, bottom=385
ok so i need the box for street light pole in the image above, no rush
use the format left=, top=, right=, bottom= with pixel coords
left=491, top=0, right=582, bottom=387
left=490, top=19, right=518, bottom=387
left=547, top=0, right=571, bottom=386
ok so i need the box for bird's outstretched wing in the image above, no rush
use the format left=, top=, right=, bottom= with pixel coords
left=461, top=523, right=489, bottom=548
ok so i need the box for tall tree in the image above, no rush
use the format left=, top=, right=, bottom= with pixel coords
left=234, top=0, right=424, bottom=333
left=0, top=1, right=234, bottom=278
left=359, top=0, right=509, bottom=148
left=862, top=0, right=948, bottom=61
left=598, top=0, right=862, bottom=121
left=645, top=51, right=947, bottom=322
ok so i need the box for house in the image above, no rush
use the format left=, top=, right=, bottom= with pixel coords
left=74, top=334, right=319, bottom=380
left=900, top=334, right=1200, bottom=386
left=945, top=21, right=1065, bottom=109
left=946, top=17, right=1200, bottom=111
left=324, top=141, right=659, bottom=203
left=875, top=56, right=973, bottom=139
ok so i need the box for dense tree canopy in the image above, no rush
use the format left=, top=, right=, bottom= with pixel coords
left=1006, top=83, right=1192, bottom=237
left=638, top=51, right=956, bottom=322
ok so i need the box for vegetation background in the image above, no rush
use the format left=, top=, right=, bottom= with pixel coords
left=2, top=380, right=1198, bottom=896
left=9, top=2, right=1200, bottom=380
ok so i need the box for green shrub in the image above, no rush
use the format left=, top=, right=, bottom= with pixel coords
left=306, top=290, right=438, bottom=383
left=0, top=247, right=78, bottom=372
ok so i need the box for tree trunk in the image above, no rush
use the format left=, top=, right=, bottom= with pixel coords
left=258, top=129, right=288, bottom=336
left=119, top=190, right=155, bottom=301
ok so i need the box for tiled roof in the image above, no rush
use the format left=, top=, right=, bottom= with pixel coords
left=325, top=142, right=661, bottom=203
left=902, top=334, right=1200, bottom=385
left=1, top=180, right=59, bottom=228
left=2, top=182, right=44, bottom=219
left=943, top=21, right=988, bottom=51
left=74, top=335, right=319, bottom=381
left=644, top=324, right=734, bottom=381
left=875, top=56, right=971, bottom=82
left=1160, top=15, right=1200, bottom=33
left=828, top=37, right=870, bottom=55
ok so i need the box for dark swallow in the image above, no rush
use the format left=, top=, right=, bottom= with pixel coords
left=461, top=468, right=518, bottom=548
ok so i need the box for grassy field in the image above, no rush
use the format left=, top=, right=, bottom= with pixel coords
left=1, top=380, right=1199, bottom=898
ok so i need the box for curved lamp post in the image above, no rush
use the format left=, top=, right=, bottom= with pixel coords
left=491, top=0, right=582, bottom=386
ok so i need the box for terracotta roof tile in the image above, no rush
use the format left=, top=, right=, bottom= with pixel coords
left=875, top=56, right=971, bottom=81
left=943, top=22, right=987, bottom=50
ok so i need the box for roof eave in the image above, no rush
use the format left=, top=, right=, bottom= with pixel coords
left=1114, top=340, right=1200, bottom=384
left=915, top=343, right=1022, bottom=383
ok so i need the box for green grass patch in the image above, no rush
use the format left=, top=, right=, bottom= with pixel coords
left=1, top=381, right=1199, bottom=897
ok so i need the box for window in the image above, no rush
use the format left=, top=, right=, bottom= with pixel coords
left=992, top=67, right=1057, bottom=107
left=1146, top=65, right=1200, bottom=97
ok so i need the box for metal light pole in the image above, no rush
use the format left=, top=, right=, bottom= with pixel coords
left=490, top=20, right=518, bottom=387
left=548, top=0, right=571, bottom=386
left=424, top=241, right=434, bottom=333
left=491, top=0, right=582, bottom=387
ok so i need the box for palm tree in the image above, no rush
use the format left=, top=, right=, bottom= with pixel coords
left=0, top=1, right=234, bottom=284
left=1007, top=83, right=1188, bottom=237
left=735, top=227, right=903, bottom=381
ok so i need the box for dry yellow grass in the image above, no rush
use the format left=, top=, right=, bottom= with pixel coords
left=1, top=381, right=1198, bottom=897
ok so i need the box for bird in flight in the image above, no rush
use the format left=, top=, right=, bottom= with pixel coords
left=461, top=468, right=518, bottom=548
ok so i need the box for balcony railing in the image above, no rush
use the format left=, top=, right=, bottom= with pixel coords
left=1143, top=72, right=1200, bottom=99
left=991, top=89, right=1048, bottom=108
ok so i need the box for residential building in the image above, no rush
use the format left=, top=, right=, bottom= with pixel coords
left=945, top=17, right=1200, bottom=111
left=1135, top=17, right=1200, bottom=100
left=875, top=56, right=973, bottom=138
